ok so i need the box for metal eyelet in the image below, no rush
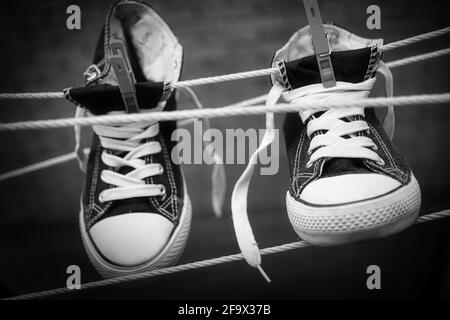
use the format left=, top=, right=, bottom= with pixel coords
left=98, top=192, right=105, bottom=203
left=83, top=64, right=101, bottom=82
left=159, top=184, right=167, bottom=197
left=158, top=165, right=164, bottom=174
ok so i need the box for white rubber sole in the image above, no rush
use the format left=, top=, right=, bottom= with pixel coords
left=79, top=178, right=192, bottom=279
left=286, top=175, right=421, bottom=246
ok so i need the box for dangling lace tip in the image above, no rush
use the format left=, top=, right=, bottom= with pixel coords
left=257, top=265, right=271, bottom=283
left=213, top=207, right=223, bottom=219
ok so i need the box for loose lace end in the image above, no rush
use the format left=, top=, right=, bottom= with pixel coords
left=230, top=82, right=285, bottom=279
left=211, top=157, right=226, bottom=218
left=178, top=86, right=227, bottom=218
left=257, top=265, right=271, bottom=283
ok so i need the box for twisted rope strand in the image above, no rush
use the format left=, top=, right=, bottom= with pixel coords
left=386, top=48, right=450, bottom=68
left=0, top=152, right=77, bottom=182
left=0, top=92, right=64, bottom=100
left=381, top=27, right=450, bottom=51
left=5, top=209, right=450, bottom=300
left=171, top=68, right=278, bottom=88
left=0, top=148, right=90, bottom=182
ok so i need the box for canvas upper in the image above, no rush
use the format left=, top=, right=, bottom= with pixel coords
left=272, top=25, right=412, bottom=206
left=65, top=0, right=186, bottom=267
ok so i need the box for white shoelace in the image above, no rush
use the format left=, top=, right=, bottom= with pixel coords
left=74, top=87, right=226, bottom=215
left=231, top=61, right=394, bottom=281
left=177, top=86, right=226, bottom=217
left=76, top=114, right=166, bottom=202
left=95, top=121, right=165, bottom=202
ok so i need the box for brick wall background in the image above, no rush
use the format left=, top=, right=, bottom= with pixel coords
left=0, top=0, right=449, bottom=299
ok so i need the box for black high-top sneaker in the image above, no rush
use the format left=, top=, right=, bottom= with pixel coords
left=65, top=1, right=190, bottom=278
left=272, top=25, right=421, bottom=246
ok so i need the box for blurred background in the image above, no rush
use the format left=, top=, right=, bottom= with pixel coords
left=0, top=0, right=449, bottom=299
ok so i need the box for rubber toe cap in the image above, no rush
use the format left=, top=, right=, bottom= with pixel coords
left=300, top=173, right=401, bottom=205
left=89, top=213, right=174, bottom=267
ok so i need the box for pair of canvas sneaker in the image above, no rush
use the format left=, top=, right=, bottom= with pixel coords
left=66, top=1, right=421, bottom=278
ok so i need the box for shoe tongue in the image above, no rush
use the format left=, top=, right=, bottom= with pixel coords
left=283, top=47, right=377, bottom=89
left=65, top=81, right=166, bottom=115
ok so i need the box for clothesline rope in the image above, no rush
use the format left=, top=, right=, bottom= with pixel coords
left=380, top=26, right=450, bottom=51
left=0, top=96, right=270, bottom=182
left=0, top=93, right=449, bottom=131
left=0, top=27, right=449, bottom=300
left=0, top=45, right=448, bottom=182
left=385, top=47, right=450, bottom=68
left=5, top=208, right=450, bottom=300
left=0, top=26, right=448, bottom=100
left=0, top=148, right=90, bottom=182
